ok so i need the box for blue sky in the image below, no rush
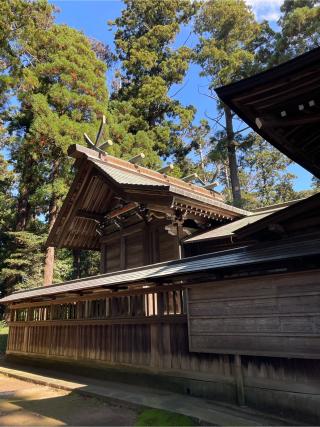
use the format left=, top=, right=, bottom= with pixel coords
left=50, top=0, right=313, bottom=191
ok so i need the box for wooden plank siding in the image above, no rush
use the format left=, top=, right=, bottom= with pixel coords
left=187, top=270, right=320, bottom=358
left=7, top=285, right=192, bottom=370
left=102, top=220, right=179, bottom=273
left=5, top=269, right=320, bottom=423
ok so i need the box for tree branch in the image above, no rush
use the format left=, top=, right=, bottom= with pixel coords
left=234, top=126, right=250, bottom=135
left=197, top=86, right=220, bottom=102
left=170, top=79, right=189, bottom=98
left=204, top=111, right=226, bottom=130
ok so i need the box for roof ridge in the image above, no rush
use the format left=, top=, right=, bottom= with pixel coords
left=91, top=150, right=225, bottom=202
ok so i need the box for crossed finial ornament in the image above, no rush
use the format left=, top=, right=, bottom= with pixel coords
left=83, top=115, right=113, bottom=155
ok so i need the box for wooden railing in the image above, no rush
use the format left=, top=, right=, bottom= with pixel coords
left=9, top=287, right=187, bottom=324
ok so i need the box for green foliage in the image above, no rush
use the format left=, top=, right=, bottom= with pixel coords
left=54, top=249, right=100, bottom=283
left=311, top=177, right=320, bottom=191
left=0, top=231, right=46, bottom=294
left=1, top=2, right=110, bottom=293
left=239, top=133, right=297, bottom=208
left=194, top=0, right=263, bottom=205
left=12, top=23, right=109, bottom=219
left=277, top=0, right=320, bottom=59
left=195, top=0, right=261, bottom=87
left=0, top=154, right=15, bottom=230
left=0, top=0, right=54, bottom=110
left=135, top=409, right=196, bottom=427
left=108, top=0, right=198, bottom=170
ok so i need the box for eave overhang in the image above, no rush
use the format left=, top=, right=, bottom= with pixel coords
left=46, top=145, right=249, bottom=250
left=2, top=236, right=320, bottom=305
left=215, top=47, right=320, bottom=178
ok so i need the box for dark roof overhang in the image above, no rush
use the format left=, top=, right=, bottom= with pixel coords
left=235, top=192, right=320, bottom=239
left=215, top=47, right=320, bottom=178
left=2, top=236, right=320, bottom=304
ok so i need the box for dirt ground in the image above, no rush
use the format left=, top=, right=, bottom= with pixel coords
left=0, top=374, right=137, bottom=426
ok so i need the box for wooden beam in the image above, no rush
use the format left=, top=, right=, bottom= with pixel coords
left=76, top=210, right=104, bottom=222
left=107, top=202, right=138, bottom=219
left=68, top=144, right=100, bottom=160
left=8, top=315, right=187, bottom=327
left=9, top=283, right=185, bottom=309
left=267, top=114, right=320, bottom=127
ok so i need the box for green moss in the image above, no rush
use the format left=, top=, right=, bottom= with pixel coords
left=135, top=409, right=196, bottom=427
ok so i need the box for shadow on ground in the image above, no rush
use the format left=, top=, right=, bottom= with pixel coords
left=0, top=375, right=137, bottom=426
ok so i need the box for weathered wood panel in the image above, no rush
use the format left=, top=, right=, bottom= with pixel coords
left=125, top=233, right=144, bottom=269
left=188, top=270, right=320, bottom=358
left=105, top=239, right=121, bottom=272
left=101, top=220, right=180, bottom=273
left=158, top=230, right=177, bottom=262
left=7, top=320, right=236, bottom=375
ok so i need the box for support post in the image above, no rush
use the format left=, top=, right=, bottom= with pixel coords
left=234, top=354, right=245, bottom=406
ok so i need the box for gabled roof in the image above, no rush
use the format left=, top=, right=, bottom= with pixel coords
left=215, top=47, right=320, bottom=178
left=2, top=236, right=320, bottom=304
left=185, top=211, right=273, bottom=243
left=184, top=200, right=301, bottom=243
left=235, top=192, right=320, bottom=239
left=47, top=145, right=248, bottom=250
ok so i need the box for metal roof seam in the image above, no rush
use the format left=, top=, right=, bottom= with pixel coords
left=1, top=238, right=319, bottom=303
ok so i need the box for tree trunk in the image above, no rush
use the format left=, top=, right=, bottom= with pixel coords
left=16, top=157, right=35, bottom=231
left=43, top=245, right=55, bottom=286
left=16, top=187, right=31, bottom=231
left=43, top=195, right=58, bottom=285
left=43, top=161, right=59, bottom=286
left=224, top=105, right=242, bottom=206
left=72, top=249, right=81, bottom=279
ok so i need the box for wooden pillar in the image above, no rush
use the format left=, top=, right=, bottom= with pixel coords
left=234, top=354, right=245, bottom=406
left=176, top=222, right=184, bottom=259
left=150, top=323, right=160, bottom=368
left=120, top=231, right=126, bottom=269
left=100, top=244, right=107, bottom=274
left=72, top=249, right=81, bottom=279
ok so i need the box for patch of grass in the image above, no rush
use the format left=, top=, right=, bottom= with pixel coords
left=135, top=409, right=196, bottom=427
left=0, top=325, right=8, bottom=354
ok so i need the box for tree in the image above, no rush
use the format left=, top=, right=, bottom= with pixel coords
left=194, top=0, right=261, bottom=206
left=0, top=0, right=54, bottom=111
left=238, top=133, right=297, bottom=208
left=8, top=23, right=109, bottom=285
left=0, top=231, right=46, bottom=295
left=277, top=0, right=320, bottom=60
left=0, top=154, right=16, bottom=301
left=0, top=154, right=15, bottom=230
left=109, top=0, right=197, bottom=170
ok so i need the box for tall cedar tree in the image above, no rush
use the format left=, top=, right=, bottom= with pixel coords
left=276, top=0, right=320, bottom=61
left=194, top=0, right=261, bottom=206
left=10, top=24, right=108, bottom=285
left=109, top=0, right=197, bottom=171
left=0, top=0, right=54, bottom=113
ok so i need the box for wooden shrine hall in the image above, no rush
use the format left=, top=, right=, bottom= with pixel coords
left=1, top=47, right=320, bottom=424
left=46, top=143, right=247, bottom=269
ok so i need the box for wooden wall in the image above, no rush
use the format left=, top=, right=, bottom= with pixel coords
left=7, top=285, right=235, bottom=386
left=6, top=269, right=320, bottom=423
left=188, top=270, right=320, bottom=358
left=101, top=220, right=179, bottom=273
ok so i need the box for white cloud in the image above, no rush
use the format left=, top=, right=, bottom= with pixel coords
left=245, top=0, right=282, bottom=22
